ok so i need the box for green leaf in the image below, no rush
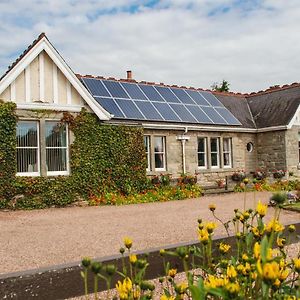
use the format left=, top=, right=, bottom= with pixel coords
left=260, top=236, right=269, bottom=263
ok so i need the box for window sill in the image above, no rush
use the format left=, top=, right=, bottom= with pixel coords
left=16, top=172, right=40, bottom=177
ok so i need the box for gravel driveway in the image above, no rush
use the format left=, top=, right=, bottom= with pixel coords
left=0, top=191, right=299, bottom=275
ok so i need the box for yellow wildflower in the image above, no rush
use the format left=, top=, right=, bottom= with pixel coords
left=243, top=211, right=250, bottom=220
left=256, top=201, right=267, bottom=217
left=251, top=272, right=257, bottom=280
left=209, top=203, right=216, bottom=212
left=168, top=268, right=177, bottom=278
left=198, top=228, right=209, bottom=244
left=206, top=222, right=217, bottom=233
left=123, top=237, right=133, bottom=249
left=242, top=253, right=249, bottom=261
left=277, top=237, right=286, bottom=248
left=116, top=277, right=132, bottom=300
left=225, top=282, right=240, bottom=295
left=176, top=282, right=188, bottom=294
left=160, top=295, right=175, bottom=300
left=219, top=243, right=231, bottom=254
left=288, top=224, right=296, bottom=233
left=129, top=254, right=137, bottom=264
left=133, top=289, right=141, bottom=300
left=227, top=265, right=237, bottom=279
left=262, top=261, right=280, bottom=282
left=273, top=278, right=281, bottom=288
left=279, top=268, right=289, bottom=281
left=293, top=258, right=300, bottom=272
left=253, top=242, right=260, bottom=259
left=265, top=219, right=284, bottom=233
left=204, top=275, right=228, bottom=289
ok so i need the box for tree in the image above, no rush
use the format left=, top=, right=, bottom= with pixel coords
left=211, top=80, right=230, bottom=92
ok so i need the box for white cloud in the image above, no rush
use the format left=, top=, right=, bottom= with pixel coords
left=0, top=0, right=300, bottom=92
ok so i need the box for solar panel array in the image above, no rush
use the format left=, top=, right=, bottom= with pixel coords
left=81, top=78, right=241, bottom=126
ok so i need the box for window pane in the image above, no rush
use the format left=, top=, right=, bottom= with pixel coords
left=45, top=122, right=66, bottom=147
left=144, top=136, right=150, bottom=170
left=223, top=139, right=229, bottom=151
left=224, top=153, right=230, bottom=166
left=154, top=136, right=163, bottom=152
left=211, top=138, right=218, bottom=152
left=155, top=154, right=164, bottom=169
left=198, top=153, right=205, bottom=167
left=198, top=138, right=204, bottom=152
left=211, top=153, right=218, bottom=166
left=17, top=121, right=38, bottom=147
left=17, top=148, right=38, bottom=173
left=144, top=136, right=149, bottom=151
left=46, top=149, right=67, bottom=172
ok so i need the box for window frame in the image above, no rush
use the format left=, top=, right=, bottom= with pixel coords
left=144, top=135, right=151, bottom=172
left=197, top=137, right=207, bottom=169
left=45, top=120, right=69, bottom=176
left=210, top=137, right=220, bottom=169
left=154, top=136, right=166, bottom=171
left=223, top=137, right=232, bottom=168
left=16, top=120, right=41, bottom=177
left=298, top=132, right=300, bottom=164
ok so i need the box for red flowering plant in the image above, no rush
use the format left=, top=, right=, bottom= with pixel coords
left=231, top=170, right=246, bottom=182
left=253, top=169, right=268, bottom=181
left=273, top=169, right=286, bottom=180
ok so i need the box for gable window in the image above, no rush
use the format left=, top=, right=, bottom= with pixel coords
left=144, top=135, right=151, bottom=171
left=154, top=136, right=166, bottom=171
left=197, top=137, right=207, bottom=168
left=210, top=138, right=220, bottom=168
left=45, top=121, right=68, bottom=175
left=223, top=138, right=232, bottom=168
left=16, top=121, right=40, bottom=176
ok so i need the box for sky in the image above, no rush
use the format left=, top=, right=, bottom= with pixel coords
left=0, top=0, right=300, bottom=93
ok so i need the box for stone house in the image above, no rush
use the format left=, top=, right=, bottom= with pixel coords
left=0, top=33, right=299, bottom=186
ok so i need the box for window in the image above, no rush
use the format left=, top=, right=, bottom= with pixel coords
left=197, top=137, right=207, bottom=168
left=154, top=136, right=166, bottom=170
left=45, top=121, right=68, bottom=175
left=16, top=121, right=40, bottom=176
left=144, top=135, right=151, bottom=171
left=223, top=138, right=232, bottom=168
left=210, top=138, right=220, bottom=168
left=246, top=142, right=254, bottom=152
left=298, top=132, right=300, bottom=163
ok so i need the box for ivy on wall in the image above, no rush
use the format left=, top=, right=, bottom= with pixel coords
left=0, top=102, right=148, bottom=209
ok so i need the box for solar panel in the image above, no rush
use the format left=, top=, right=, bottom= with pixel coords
left=185, top=105, right=214, bottom=124
left=170, top=104, right=197, bottom=122
left=201, top=106, right=227, bottom=124
left=95, top=97, right=124, bottom=118
left=171, top=88, right=195, bottom=104
left=82, top=78, right=241, bottom=126
left=185, top=90, right=210, bottom=106
left=152, top=102, right=181, bottom=121
left=155, top=86, right=181, bottom=103
left=215, top=107, right=241, bottom=125
left=121, top=82, right=148, bottom=100
left=200, top=91, right=223, bottom=107
left=82, top=78, right=110, bottom=97
left=102, top=80, right=129, bottom=98
left=139, top=84, right=165, bottom=102
left=114, top=98, right=145, bottom=119
left=134, top=101, right=163, bottom=120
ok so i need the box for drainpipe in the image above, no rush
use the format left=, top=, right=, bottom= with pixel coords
left=176, top=127, right=190, bottom=174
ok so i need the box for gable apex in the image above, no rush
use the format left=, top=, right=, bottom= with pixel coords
left=0, top=33, right=112, bottom=120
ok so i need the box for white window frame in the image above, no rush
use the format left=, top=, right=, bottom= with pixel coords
left=210, top=137, right=220, bottom=169
left=223, top=137, right=232, bottom=168
left=45, top=120, right=69, bottom=176
left=154, top=136, right=166, bottom=171
left=16, top=120, right=40, bottom=177
left=197, top=137, right=207, bottom=169
left=144, top=135, right=151, bottom=172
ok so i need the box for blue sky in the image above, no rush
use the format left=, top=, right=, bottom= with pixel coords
left=0, top=0, right=300, bottom=92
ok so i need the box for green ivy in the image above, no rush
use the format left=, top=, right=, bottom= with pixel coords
left=0, top=104, right=148, bottom=209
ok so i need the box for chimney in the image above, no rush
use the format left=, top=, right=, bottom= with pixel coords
left=126, top=70, right=132, bottom=80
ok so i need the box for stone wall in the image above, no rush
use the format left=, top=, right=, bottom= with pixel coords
left=285, top=126, right=300, bottom=175
left=144, top=128, right=257, bottom=186
left=256, top=130, right=286, bottom=171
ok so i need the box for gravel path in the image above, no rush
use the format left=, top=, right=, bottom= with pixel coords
left=0, top=191, right=299, bottom=275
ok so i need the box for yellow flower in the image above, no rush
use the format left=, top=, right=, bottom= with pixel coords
left=265, top=219, right=284, bottom=233
left=227, top=265, right=237, bottom=279
left=293, top=258, right=300, bottom=272
left=206, top=222, right=217, bottom=233
left=123, top=237, right=133, bottom=249
left=204, top=275, right=228, bottom=289
left=251, top=272, right=257, bottom=280
left=277, top=237, right=286, bottom=248
left=242, top=253, right=249, bottom=261
left=288, top=224, right=296, bottom=233
left=256, top=201, right=267, bottom=217
left=176, top=282, right=188, bottom=294
left=129, top=254, right=137, bottom=264
left=243, top=211, right=250, bottom=219
left=168, top=268, right=177, bottom=278
left=116, top=277, right=132, bottom=300
left=198, top=228, right=209, bottom=244
left=219, top=243, right=231, bottom=254
left=262, top=261, right=280, bottom=282
left=209, top=203, right=216, bottom=211
left=273, top=278, right=281, bottom=288
left=133, top=289, right=141, bottom=300
left=253, top=242, right=260, bottom=259
left=225, top=282, right=240, bottom=295
left=279, top=268, right=289, bottom=281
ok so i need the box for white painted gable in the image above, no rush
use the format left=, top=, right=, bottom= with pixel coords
left=0, top=35, right=111, bottom=120
left=288, top=105, right=300, bottom=128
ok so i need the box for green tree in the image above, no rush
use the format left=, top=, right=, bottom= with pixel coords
left=211, top=80, right=230, bottom=92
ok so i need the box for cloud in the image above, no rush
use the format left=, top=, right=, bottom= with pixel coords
left=0, top=0, right=300, bottom=92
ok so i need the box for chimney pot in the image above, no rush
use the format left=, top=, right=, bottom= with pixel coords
left=127, top=70, right=132, bottom=80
